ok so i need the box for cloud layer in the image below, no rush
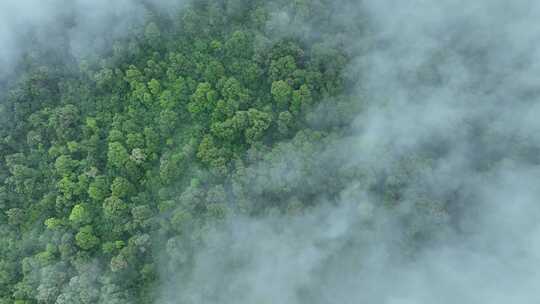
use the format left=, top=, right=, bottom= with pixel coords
left=160, top=1, right=540, bottom=303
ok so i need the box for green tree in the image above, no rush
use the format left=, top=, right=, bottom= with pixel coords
left=271, top=80, right=292, bottom=110
left=54, top=155, right=78, bottom=176
left=75, top=226, right=99, bottom=250
left=188, top=82, right=218, bottom=121
left=69, top=204, right=91, bottom=226
left=48, top=105, right=80, bottom=141
left=111, top=177, right=134, bottom=198
left=291, top=84, right=313, bottom=114
left=225, top=30, right=251, bottom=59
left=108, top=142, right=129, bottom=169
left=88, top=176, right=109, bottom=202
left=103, top=196, right=128, bottom=218
left=245, top=109, right=272, bottom=144
left=269, top=55, right=297, bottom=81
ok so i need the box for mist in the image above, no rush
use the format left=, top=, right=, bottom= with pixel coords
left=0, top=0, right=184, bottom=81
left=159, top=1, right=540, bottom=303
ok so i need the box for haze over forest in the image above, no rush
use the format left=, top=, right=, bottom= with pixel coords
left=1, top=1, right=539, bottom=303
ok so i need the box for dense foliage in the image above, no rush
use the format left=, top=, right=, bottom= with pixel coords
left=0, top=1, right=367, bottom=303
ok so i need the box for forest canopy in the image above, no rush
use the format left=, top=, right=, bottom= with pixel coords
left=0, top=1, right=360, bottom=303
left=2, top=0, right=540, bottom=303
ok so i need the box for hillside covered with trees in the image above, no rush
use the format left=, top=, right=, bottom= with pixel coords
left=0, top=1, right=365, bottom=303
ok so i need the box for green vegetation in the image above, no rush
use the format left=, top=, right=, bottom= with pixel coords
left=0, top=1, right=363, bottom=303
